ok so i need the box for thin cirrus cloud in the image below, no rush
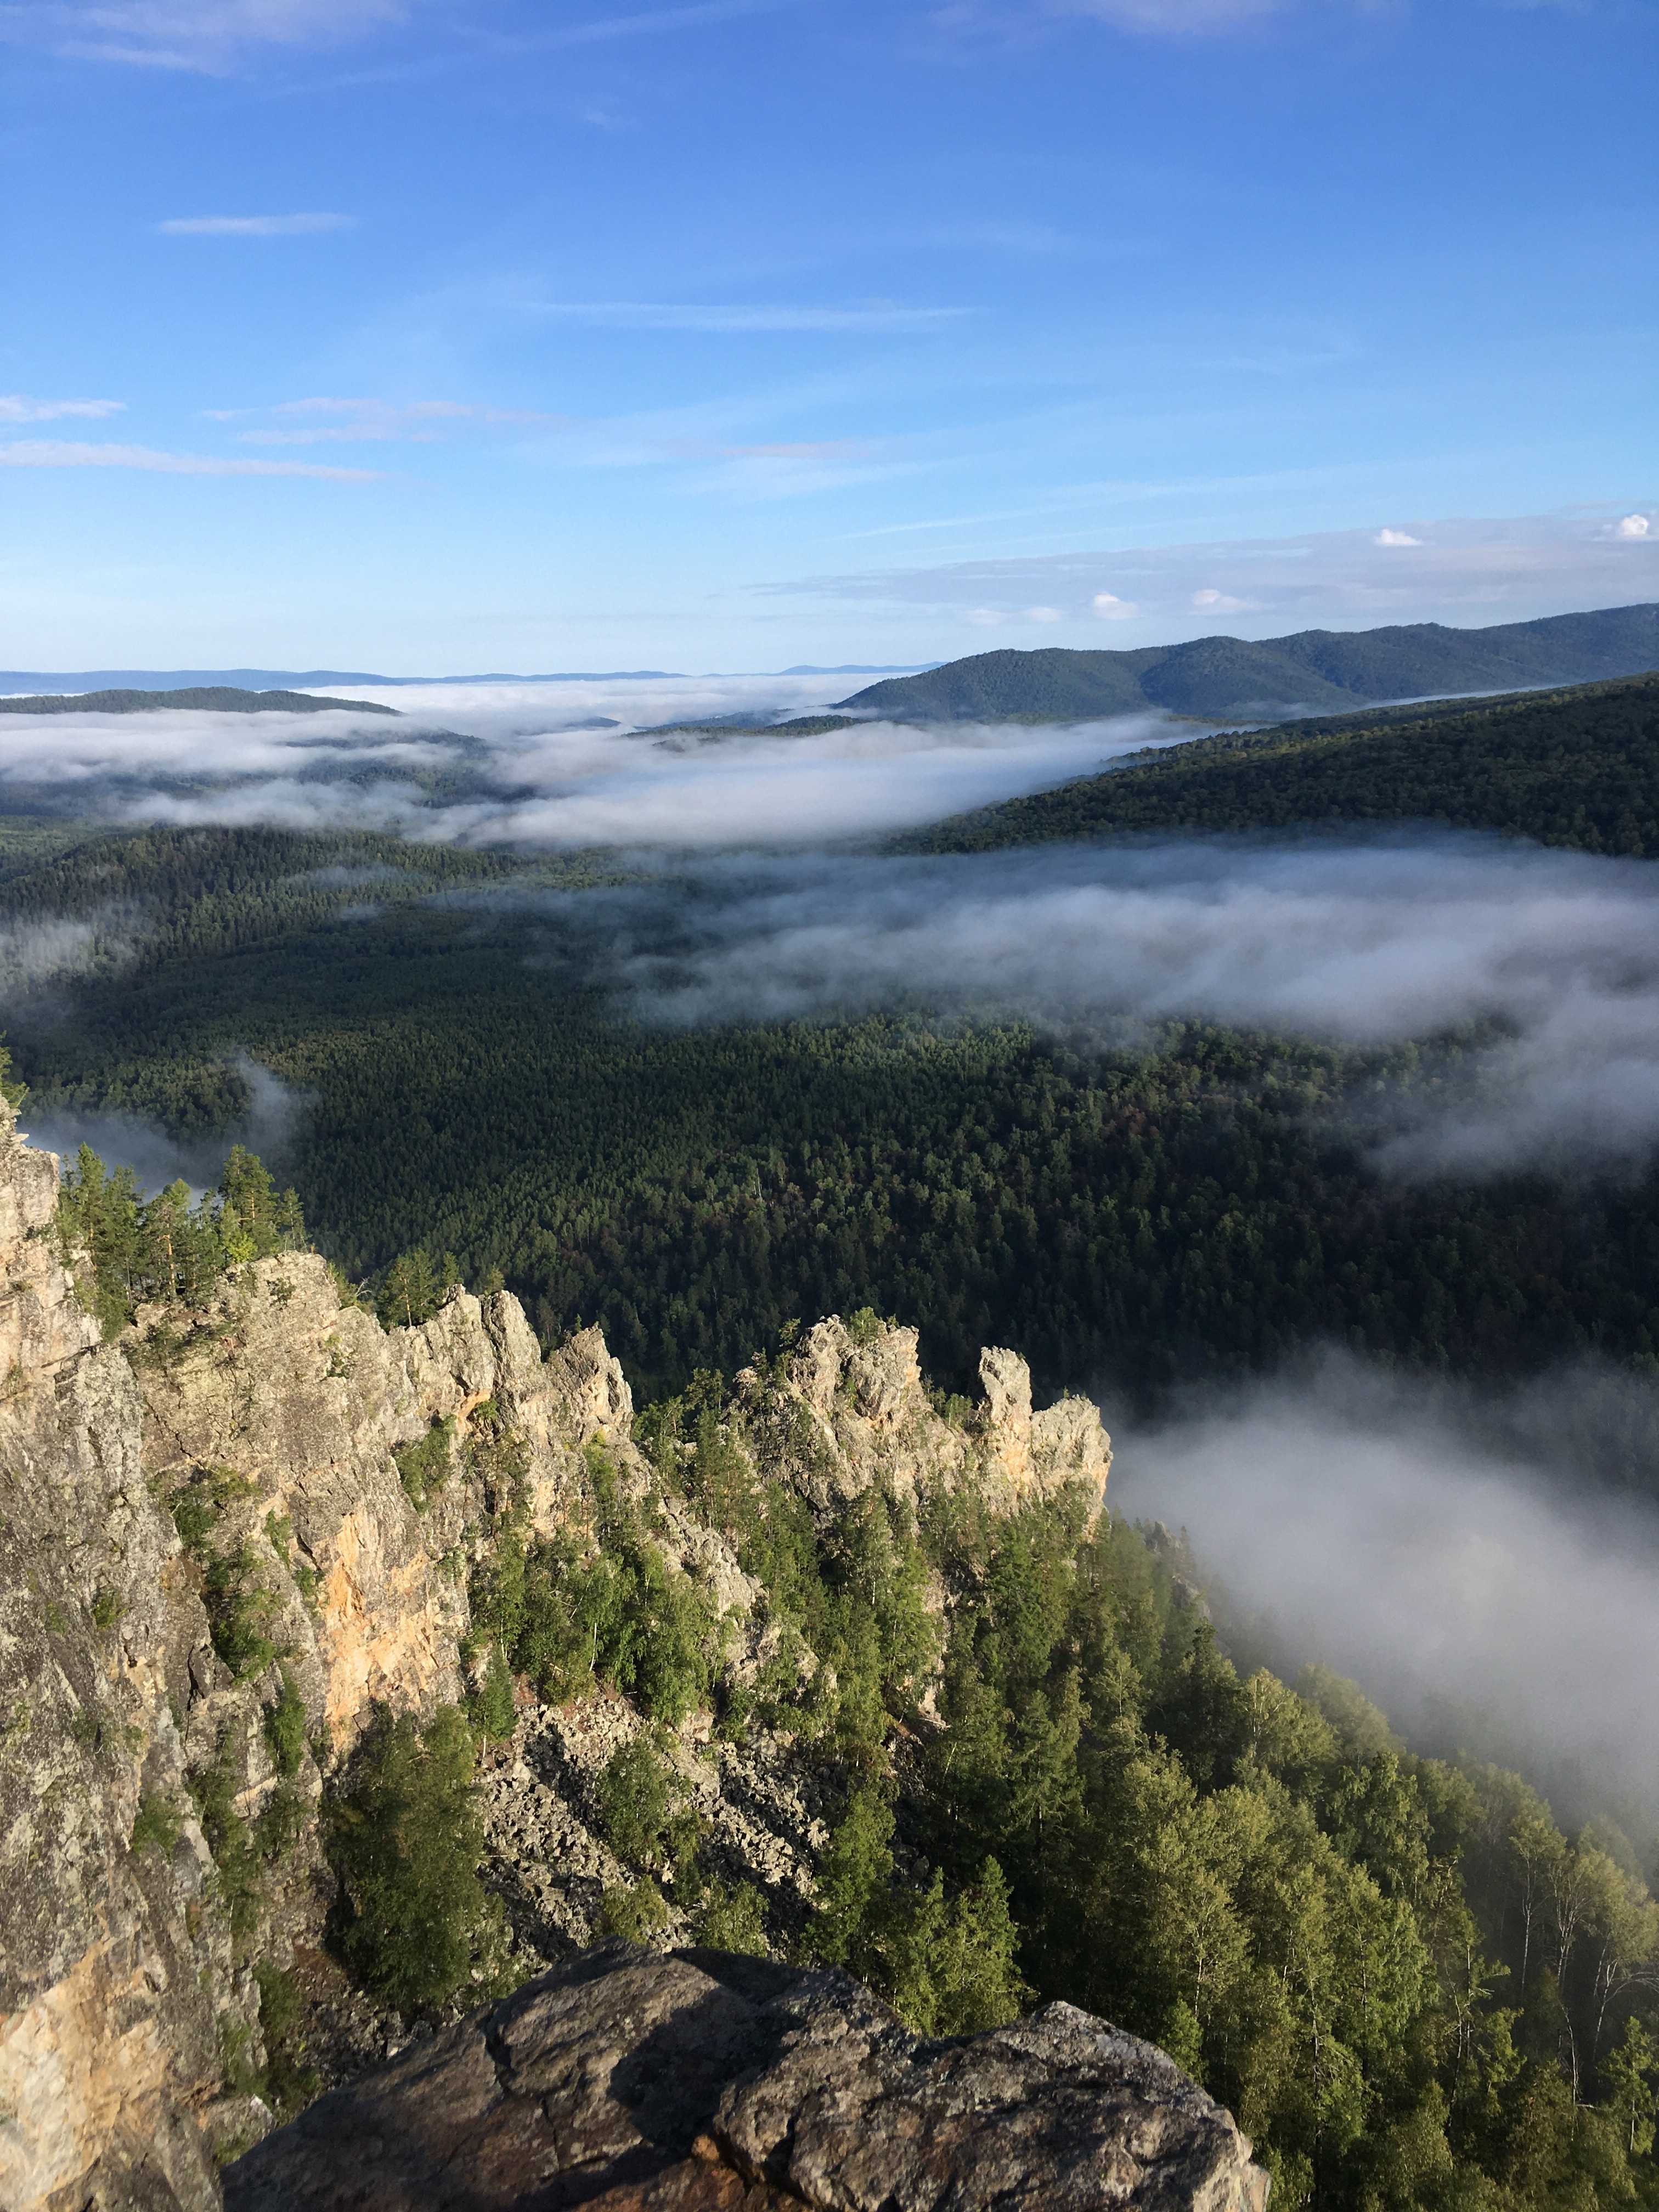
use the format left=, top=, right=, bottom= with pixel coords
left=1047, top=0, right=1290, bottom=28
left=0, top=394, right=125, bottom=422
left=2, top=0, right=406, bottom=72
left=225, top=397, right=567, bottom=445
left=0, top=439, right=381, bottom=481
left=157, top=213, right=355, bottom=236
left=528, top=302, right=972, bottom=334
left=966, top=605, right=1065, bottom=626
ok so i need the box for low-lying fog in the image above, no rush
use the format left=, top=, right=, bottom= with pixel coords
left=1110, top=1351, right=1659, bottom=1836
left=475, top=836, right=1659, bottom=1176
left=0, top=674, right=1194, bottom=846
left=19, top=1058, right=305, bottom=1199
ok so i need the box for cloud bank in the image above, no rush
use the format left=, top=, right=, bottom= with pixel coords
left=579, top=836, right=1659, bottom=1174
left=0, top=677, right=1189, bottom=845
left=1110, top=1352, right=1659, bottom=1828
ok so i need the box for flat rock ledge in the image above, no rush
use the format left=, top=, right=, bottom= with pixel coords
left=224, top=1943, right=1269, bottom=2211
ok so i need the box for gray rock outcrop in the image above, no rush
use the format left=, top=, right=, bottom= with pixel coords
left=223, top=1944, right=1270, bottom=2211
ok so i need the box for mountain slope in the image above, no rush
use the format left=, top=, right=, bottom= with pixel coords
left=908, top=670, right=1659, bottom=856
left=839, top=602, right=1659, bottom=721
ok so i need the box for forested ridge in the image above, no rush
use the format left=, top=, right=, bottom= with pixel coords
left=0, top=685, right=398, bottom=714
left=911, top=673, right=1659, bottom=856
left=842, top=603, right=1659, bottom=721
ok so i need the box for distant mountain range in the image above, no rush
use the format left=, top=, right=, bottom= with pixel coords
left=0, top=669, right=679, bottom=692
left=837, top=604, right=1659, bottom=721
left=1, top=686, right=397, bottom=716
left=0, top=663, right=930, bottom=694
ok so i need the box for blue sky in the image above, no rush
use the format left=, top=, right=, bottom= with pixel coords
left=1, top=0, right=1654, bottom=671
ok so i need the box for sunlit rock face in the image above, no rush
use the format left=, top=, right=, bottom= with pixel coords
left=0, top=1105, right=1115, bottom=2211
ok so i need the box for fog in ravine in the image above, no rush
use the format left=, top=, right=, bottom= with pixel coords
left=1108, top=1351, right=1659, bottom=1837
left=18, top=1059, right=306, bottom=1198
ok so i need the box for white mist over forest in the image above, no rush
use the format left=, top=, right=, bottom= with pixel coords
left=1110, top=1351, right=1659, bottom=1835
left=483, top=835, right=1659, bottom=1177
left=0, top=677, right=1193, bottom=846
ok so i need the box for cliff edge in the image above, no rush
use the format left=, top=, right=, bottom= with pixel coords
left=0, top=1102, right=1269, bottom=2212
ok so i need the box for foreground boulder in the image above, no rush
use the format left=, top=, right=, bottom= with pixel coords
left=224, top=1943, right=1269, bottom=2211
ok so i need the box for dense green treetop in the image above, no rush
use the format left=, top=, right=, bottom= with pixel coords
left=909, top=673, right=1659, bottom=858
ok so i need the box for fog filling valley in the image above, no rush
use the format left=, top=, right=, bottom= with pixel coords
left=0, top=675, right=1193, bottom=847
left=1110, top=1352, right=1659, bottom=1836
left=10, top=674, right=1659, bottom=1839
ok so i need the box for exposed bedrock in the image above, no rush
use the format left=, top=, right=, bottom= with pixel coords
left=224, top=1943, right=1271, bottom=2212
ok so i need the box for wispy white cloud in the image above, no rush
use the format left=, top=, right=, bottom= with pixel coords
left=157, top=212, right=355, bottom=235
left=225, top=396, right=567, bottom=445
left=0, top=438, right=381, bottom=481
left=2, top=0, right=405, bottom=72
left=528, top=301, right=972, bottom=334
left=773, top=506, right=1659, bottom=634
left=518, top=0, right=796, bottom=49
left=1048, top=0, right=1289, bottom=29
left=710, top=438, right=876, bottom=460
left=0, top=393, right=125, bottom=422
left=912, top=218, right=1092, bottom=258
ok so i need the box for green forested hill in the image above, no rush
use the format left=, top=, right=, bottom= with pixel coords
left=911, top=673, right=1659, bottom=856
left=841, top=603, right=1659, bottom=721
left=0, top=685, right=397, bottom=715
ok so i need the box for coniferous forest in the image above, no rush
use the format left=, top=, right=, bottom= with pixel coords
left=7, top=670, right=1659, bottom=2205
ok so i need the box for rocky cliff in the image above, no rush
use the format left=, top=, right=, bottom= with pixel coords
left=0, top=1102, right=1263, bottom=2212
left=224, top=1944, right=1269, bottom=2211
